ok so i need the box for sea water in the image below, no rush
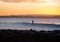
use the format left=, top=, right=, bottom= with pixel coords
left=0, top=17, right=60, bottom=31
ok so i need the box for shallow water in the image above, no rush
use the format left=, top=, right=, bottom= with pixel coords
left=0, top=18, right=60, bottom=31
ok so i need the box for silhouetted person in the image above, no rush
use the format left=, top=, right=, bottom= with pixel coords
left=32, top=20, right=34, bottom=24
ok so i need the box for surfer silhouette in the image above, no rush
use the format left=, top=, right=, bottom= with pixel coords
left=32, top=20, right=34, bottom=24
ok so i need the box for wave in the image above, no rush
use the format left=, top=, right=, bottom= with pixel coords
left=20, top=22, right=60, bottom=28
left=0, top=22, right=60, bottom=25
left=0, top=22, right=60, bottom=31
left=0, top=22, right=60, bottom=28
left=21, top=22, right=60, bottom=25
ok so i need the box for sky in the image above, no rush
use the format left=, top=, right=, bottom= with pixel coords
left=0, top=0, right=60, bottom=16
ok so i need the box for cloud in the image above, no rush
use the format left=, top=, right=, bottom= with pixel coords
left=0, top=0, right=38, bottom=2
left=0, top=0, right=46, bottom=3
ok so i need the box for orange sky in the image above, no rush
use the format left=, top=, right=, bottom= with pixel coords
left=0, top=0, right=60, bottom=16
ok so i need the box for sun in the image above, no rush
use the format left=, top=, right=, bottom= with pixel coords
left=45, top=0, right=56, bottom=5
left=38, top=0, right=57, bottom=5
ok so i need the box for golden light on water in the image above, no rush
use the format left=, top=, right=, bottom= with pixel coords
left=0, top=0, right=60, bottom=16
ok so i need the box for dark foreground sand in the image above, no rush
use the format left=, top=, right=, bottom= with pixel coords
left=0, top=29, right=60, bottom=42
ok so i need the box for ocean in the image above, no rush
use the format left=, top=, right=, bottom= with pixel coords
left=0, top=17, right=60, bottom=31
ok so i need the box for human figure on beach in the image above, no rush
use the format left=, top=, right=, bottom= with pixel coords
left=32, top=20, right=34, bottom=24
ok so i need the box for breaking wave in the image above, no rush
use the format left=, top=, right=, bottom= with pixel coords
left=0, top=22, right=60, bottom=27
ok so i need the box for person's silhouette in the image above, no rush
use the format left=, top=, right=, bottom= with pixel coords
left=32, top=20, right=34, bottom=24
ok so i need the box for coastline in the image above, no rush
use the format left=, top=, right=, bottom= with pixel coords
left=0, top=15, right=60, bottom=18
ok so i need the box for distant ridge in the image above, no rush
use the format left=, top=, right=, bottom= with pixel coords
left=0, top=14, right=60, bottom=18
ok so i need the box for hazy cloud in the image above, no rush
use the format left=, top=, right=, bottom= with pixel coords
left=0, top=0, right=38, bottom=2
left=0, top=0, right=46, bottom=3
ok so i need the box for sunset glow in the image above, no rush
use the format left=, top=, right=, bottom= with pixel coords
left=0, top=0, right=60, bottom=16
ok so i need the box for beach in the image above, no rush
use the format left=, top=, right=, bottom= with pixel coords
left=0, top=17, right=60, bottom=42
left=0, top=29, right=60, bottom=42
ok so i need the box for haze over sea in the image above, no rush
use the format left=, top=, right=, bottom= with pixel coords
left=0, top=17, right=60, bottom=31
